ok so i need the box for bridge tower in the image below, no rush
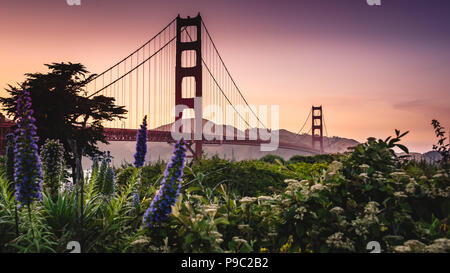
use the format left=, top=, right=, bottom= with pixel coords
left=175, top=14, right=203, bottom=159
left=311, top=105, right=324, bottom=153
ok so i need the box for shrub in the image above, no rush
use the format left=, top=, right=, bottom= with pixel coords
left=186, top=156, right=297, bottom=196
left=288, top=154, right=337, bottom=164
left=260, top=154, right=286, bottom=165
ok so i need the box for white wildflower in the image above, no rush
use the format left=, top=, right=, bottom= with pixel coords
left=330, top=206, right=344, bottom=216
left=405, top=182, right=416, bottom=194
left=240, top=197, right=256, bottom=204
left=359, top=173, right=369, bottom=179
left=364, top=201, right=380, bottom=215
left=326, top=232, right=355, bottom=252
left=394, top=246, right=412, bottom=253
left=310, top=183, right=325, bottom=192
left=404, top=240, right=426, bottom=252
left=328, top=161, right=343, bottom=172
left=394, top=191, right=408, bottom=198
left=258, top=196, right=275, bottom=202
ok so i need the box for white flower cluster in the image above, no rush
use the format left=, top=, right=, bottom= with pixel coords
left=258, top=196, right=275, bottom=203
left=232, top=236, right=247, bottom=245
left=394, top=238, right=450, bottom=253
left=310, top=183, right=325, bottom=192
left=330, top=206, right=344, bottom=216
left=202, top=204, right=218, bottom=217
left=405, top=182, right=416, bottom=194
left=351, top=202, right=380, bottom=237
left=326, top=232, right=355, bottom=252
left=425, top=184, right=450, bottom=199
left=294, top=206, right=307, bottom=220
left=328, top=161, right=343, bottom=173
left=239, top=197, right=257, bottom=204
left=364, top=201, right=380, bottom=216
left=210, top=231, right=224, bottom=245
left=393, top=191, right=408, bottom=199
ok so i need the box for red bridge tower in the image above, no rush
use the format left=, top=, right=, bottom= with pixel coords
left=175, top=14, right=203, bottom=159
left=311, top=106, right=324, bottom=153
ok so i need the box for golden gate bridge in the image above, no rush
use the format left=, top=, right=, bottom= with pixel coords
left=0, top=14, right=327, bottom=157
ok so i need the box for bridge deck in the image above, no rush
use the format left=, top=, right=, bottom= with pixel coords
left=103, top=128, right=319, bottom=154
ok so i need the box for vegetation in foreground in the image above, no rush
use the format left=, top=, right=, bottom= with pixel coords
left=0, top=125, right=449, bottom=253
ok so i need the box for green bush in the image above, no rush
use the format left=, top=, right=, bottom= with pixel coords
left=260, top=154, right=286, bottom=165
left=289, top=154, right=338, bottom=164
left=185, top=156, right=297, bottom=196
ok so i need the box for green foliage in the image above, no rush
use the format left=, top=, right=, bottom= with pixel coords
left=0, top=129, right=449, bottom=253
left=40, top=139, right=65, bottom=200
left=93, top=153, right=115, bottom=196
left=286, top=162, right=328, bottom=180
left=102, top=167, right=115, bottom=195
left=344, top=129, right=409, bottom=176
left=5, top=134, right=15, bottom=186
left=289, top=154, right=339, bottom=164
left=260, top=154, right=286, bottom=165
left=186, top=156, right=297, bottom=196
left=0, top=62, right=127, bottom=176
left=431, top=119, right=449, bottom=169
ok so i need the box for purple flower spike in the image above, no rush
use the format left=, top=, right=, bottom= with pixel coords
left=143, top=139, right=186, bottom=228
left=14, top=90, right=43, bottom=206
left=134, top=115, right=147, bottom=168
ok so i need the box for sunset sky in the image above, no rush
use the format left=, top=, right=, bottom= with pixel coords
left=1, top=0, right=449, bottom=153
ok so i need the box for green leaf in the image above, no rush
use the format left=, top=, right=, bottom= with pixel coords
left=398, top=131, right=409, bottom=138
left=184, top=233, right=195, bottom=247
left=296, top=224, right=305, bottom=237
left=214, top=217, right=230, bottom=226
left=186, top=186, right=202, bottom=193
left=396, top=144, right=409, bottom=154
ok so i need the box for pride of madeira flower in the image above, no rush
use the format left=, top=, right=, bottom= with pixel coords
left=134, top=115, right=147, bottom=167
left=14, top=90, right=43, bottom=206
left=143, top=139, right=186, bottom=227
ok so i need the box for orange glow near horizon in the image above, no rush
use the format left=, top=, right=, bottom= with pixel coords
left=1, top=0, right=449, bottom=153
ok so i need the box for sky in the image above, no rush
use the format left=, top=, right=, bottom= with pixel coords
left=0, top=0, right=449, bottom=153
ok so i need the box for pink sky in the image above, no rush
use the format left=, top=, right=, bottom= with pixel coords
left=1, top=0, right=449, bottom=152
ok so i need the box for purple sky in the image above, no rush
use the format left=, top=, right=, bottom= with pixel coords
left=1, top=0, right=449, bottom=152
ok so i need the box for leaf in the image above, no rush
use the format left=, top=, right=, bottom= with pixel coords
left=240, top=242, right=253, bottom=253
left=197, top=172, right=204, bottom=183
left=396, top=144, right=409, bottom=154
left=398, top=131, right=409, bottom=138
left=214, top=217, right=229, bottom=226
left=296, top=224, right=305, bottom=237
left=184, top=233, right=195, bottom=248
left=186, top=186, right=202, bottom=193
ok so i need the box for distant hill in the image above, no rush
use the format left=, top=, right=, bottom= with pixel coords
left=155, top=118, right=359, bottom=153
left=398, top=151, right=442, bottom=164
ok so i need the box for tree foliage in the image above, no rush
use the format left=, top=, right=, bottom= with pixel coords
left=0, top=62, right=127, bottom=170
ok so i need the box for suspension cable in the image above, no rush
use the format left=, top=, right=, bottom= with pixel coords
left=201, top=20, right=267, bottom=129
left=88, top=18, right=176, bottom=84
left=323, top=112, right=329, bottom=137
left=296, top=109, right=311, bottom=135
left=182, top=28, right=251, bottom=129
left=87, top=35, right=177, bottom=98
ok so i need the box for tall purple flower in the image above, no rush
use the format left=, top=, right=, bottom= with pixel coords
left=134, top=115, right=147, bottom=167
left=143, top=139, right=186, bottom=228
left=14, top=90, right=43, bottom=206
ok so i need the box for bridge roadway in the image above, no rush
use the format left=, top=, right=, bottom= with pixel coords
left=103, top=128, right=319, bottom=154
